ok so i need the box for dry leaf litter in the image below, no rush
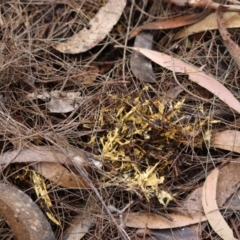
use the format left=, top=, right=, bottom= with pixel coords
left=0, top=1, right=240, bottom=240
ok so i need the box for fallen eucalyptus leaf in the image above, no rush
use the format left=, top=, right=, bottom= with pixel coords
left=127, top=47, right=240, bottom=113
left=47, top=91, right=82, bottom=113
left=202, top=168, right=237, bottom=240
left=55, top=0, right=126, bottom=54
left=174, top=11, right=240, bottom=40
left=211, top=130, right=240, bottom=153
left=124, top=212, right=206, bottom=229
left=33, top=162, right=89, bottom=188
left=130, top=9, right=211, bottom=39
left=63, top=216, right=94, bottom=240
left=0, top=146, right=101, bottom=172
left=130, top=32, right=155, bottom=82
left=0, top=183, right=56, bottom=240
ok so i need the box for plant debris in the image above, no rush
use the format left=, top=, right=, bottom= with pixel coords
left=1, top=0, right=240, bottom=239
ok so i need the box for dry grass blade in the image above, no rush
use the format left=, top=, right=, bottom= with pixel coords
left=16, top=0, right=78, bottom=6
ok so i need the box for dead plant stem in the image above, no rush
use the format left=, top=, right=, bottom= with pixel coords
left=122, top=0, right=134, bottom=83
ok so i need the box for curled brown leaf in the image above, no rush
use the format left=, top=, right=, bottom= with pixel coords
left=0, top=183, right=55, bottom=240
left=54, top=0, right=126, bottom=54
left=130, top=9, right=211, bottom=39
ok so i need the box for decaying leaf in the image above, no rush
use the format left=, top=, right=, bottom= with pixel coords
left=124, top=212, right=207, bottom=229
left=32, top=162, right=89, bottom=188
left=136, top=227, right=200, bottom=240
left=63, top=216, right=95, bottom=240
left=81, top=66, right=100, bottom=84
left=128, top=47, right=240, bottom=113
left=174, top=11, right=240, bottom=40
left=165, top=0, right=211, bottom=8
left=182, top=187, right=204, bottom=215
left=63, top=196, right=97, bottom=239
left=166, top=85, right=185, bottom=99
left=0, top=145, right=100, bottom=170
left=54, top=0, right=126, bottom=54
left=179, top=186, right=206, bottom=239
left=223, top=188, right=240, bottom=217
left=181, top=162, right=240, bottom=211
left=0, top=183, right=56, bottom=240
left=47, top=91, right=82, bottom=113
left=165, top=0, right=240, bottom=11
left=28, top=90, right=88, bottom=113
left=130, top=32, right=155, bottom=82
left=217, top=161, right=240, bottom=206
left=130, top=9, right=211, bottom=39
left=211, top=130, right=240, bottom=153
left=202, top=168, right=237, bottom=240
left=174, top=162, right=240, bottom=238
left=217, top=6, right=240, bottom=69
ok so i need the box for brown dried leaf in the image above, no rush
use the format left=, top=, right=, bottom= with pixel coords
left=0, top=146, right=101, bottom=171
left=180, top=187, right=206, bottom=239
left=136, top=228, right=199, bottom=240
left=55, top=0, right=126, bottom=54
left=202, top=168, right=237, bottom=240
left=182, top=187, right=204, bottom=215
left=181, top=162, right=240, bottom=212
left=81, top=66, right=99, bottom=84
left=63, top=215, right=94, bottom=240
left=32, top=162, right=89, bottom=189
left=217, top=6, right=240, bottom=69
left=217, top=161, right=240, bottom=206
left=211, top=130, right=240, bottom=153
left=46, top=91, right=83, bottom=113
left=164, top=0, right=211, bottom=7
left=0, top=183, right=55, bottom=240
left=28, top=91, right=91, bottom=113
left=165, top=0, right=240, bottom=10
left=166, top=85, right=185, bottom=99
left=124, top=212, right=206, bottom=229
left=174, top=11, right=240, bottom=40
left=130, top=9, right=211, bottom=39
left=129, top=47, right=240, bottom=113
left=169, top=162, right=240, bottom=238
left=130, top=32, right=155, bottom=82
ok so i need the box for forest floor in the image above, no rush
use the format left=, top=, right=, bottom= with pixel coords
left=1, top=0, right=240, bottom=239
